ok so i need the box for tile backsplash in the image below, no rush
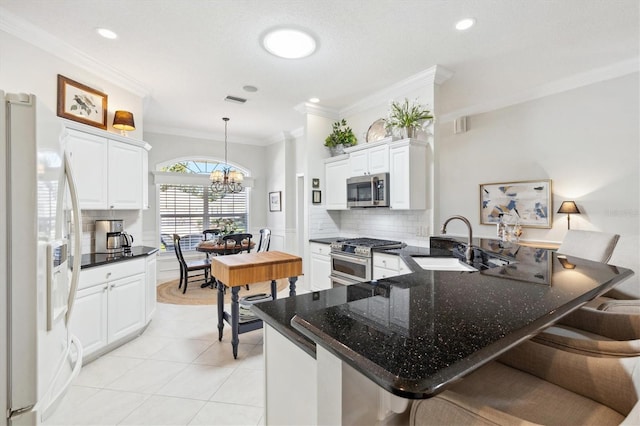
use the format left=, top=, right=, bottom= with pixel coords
left=80, top=210, right=143, bottom=254
left=309, top=206, right=432, bottom=247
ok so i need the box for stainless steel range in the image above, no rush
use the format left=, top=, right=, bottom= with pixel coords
left=330, top=238, right=404, bottom=287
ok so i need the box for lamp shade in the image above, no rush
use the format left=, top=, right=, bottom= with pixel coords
left=113, top=110, right=135, bottom=131
left=557, top=201, right=580, bottom=214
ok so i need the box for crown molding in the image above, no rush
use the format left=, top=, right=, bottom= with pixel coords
left=294, top=102, right=340, bottom=119
left=0, top=6, right=150, bottom=97
left=439, top=58, right=640, bottom=124
left=144, top=124, right=269, bottom=147
left=340, top=65, right=453, bottom=117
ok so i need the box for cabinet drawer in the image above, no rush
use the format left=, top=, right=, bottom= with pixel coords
left=373, top=253, right=399, bottom=270
left=373, top=266, right=398, bottom=280
left=310, top=243, right=331, bottom=257
left=79, top=258, right=145, bottom=289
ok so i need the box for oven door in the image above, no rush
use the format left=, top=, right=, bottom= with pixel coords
left=331, top=252, right=372, bottom=282
left=330, top=274, right=361, bottom=288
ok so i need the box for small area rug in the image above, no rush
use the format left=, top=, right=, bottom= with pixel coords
left=157, top=278, right=288, bottom=305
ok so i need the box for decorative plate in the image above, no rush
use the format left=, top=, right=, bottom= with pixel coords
left=366, top=118, right=388, bottom=143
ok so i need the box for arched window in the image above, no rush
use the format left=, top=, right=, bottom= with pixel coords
left=157, top=159, right=249, bottom=252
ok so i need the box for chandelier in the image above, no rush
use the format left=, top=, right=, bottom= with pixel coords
left=210, top=117, right=243, bottom=193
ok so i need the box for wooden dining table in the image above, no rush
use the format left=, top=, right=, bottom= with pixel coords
left=211, top=251, right=302, bottom=358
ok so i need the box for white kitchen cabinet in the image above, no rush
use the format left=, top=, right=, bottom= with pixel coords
left=324, top=157, right=349, bottom=210
left=108, top=140, right=143, bottom=209
left=145, top=252, right=157, bottom=323
left=108, top=273, right=146, bottom=342
left=389, top=139, right=428, bottom=210
left=65, top=127, right=148, bottom=210
left=309, top=242, right=331, bottom=291
left=142, top=148, right=150, bottom=209
left=373, top=252, right=410, bottom=280
left=348, top=144, right=389, bottom=176
left=71, top=284, right=109, bottom=355
left=70, top=258, right=148, bottom=360
left=66, top=130, right=108, bottom=209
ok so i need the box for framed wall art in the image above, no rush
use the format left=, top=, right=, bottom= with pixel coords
left=479, top=179, right=552, bottom=228
left=269, top=191, right=282, bottom=212
left=312, top=178, right=320, bottom=188
left=312, top=190, right=321, bottom=204
left=57, top=74, right=108, bottom=129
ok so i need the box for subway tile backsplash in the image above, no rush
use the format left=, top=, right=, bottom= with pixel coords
left=309, top=207, right=432, bottom=247
left=80, top=210, right=143, bottom=254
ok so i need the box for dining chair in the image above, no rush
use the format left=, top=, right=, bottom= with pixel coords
left=256, top=228, right=271, bottom=252
left=202, top=229, right=221, bottom=241
left=410, top=339, right=640, bottom=425
left=221, top=233, right=253, bottom=255
left=172, top=234, right=210, bottom=294
left=221, top=233, right=253, bottom=289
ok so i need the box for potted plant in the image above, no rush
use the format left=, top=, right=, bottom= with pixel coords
left=324, top=118, right=357, bottom=155
left=386, top=98, right=433, bottom=139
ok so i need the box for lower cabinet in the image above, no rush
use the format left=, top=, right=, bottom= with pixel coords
left=70, top=258, right=148, bottom=360
left=373, top=252, right=411, bottom=280
left=309, top=243, right=331, bottom=291
left=145, top=253, right=157, bottom=323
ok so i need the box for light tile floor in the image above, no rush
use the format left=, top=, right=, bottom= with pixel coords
left=45, top=301, right=268, bottom=426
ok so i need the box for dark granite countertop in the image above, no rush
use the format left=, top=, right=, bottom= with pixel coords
left=79, top=246, right=159, bottom=269
left=309, top=237, right=345, bottom=244
left=253, top=238, right=634, bottom=399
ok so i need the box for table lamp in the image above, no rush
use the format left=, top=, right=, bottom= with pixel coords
left=113, top=110, right=135, bottom=136
left=557, top=201, right=581, bottom=229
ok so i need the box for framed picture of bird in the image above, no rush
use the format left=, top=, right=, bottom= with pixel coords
left=57, top=74, right=108, bottom=129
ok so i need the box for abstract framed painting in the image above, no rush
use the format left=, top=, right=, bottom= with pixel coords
left=480, top=179, right=552, bottom=228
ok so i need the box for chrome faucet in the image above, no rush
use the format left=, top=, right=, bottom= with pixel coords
left=440, top=215, right=474, bottom=263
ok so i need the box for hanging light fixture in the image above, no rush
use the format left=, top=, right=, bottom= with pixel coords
left=210, top=117, right=243, bottom=193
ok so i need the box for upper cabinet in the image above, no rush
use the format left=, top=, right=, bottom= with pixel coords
left=346, top=143, right=389, bottom=176
left=65, top=127, right=150, bottom=210
left=389, top=139, right=428, bottom=210
left=324, top=156, right=349, bottom=210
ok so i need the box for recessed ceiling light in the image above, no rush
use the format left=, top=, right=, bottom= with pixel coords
left=455, top=18, right=476, bottom=31
left=96, top=28, right=118, bottom=39
left=309, top=97, right=320, bottom=103
left=243, top=85, right=258, bottom=93
left=262, top=28, right=317, bottom=59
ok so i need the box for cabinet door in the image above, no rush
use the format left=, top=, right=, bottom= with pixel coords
left=66, top=130, right=108, bottom=209
left=69, top=284, right=109, bottom=357
left=108, top=273, right=145, bottom=342
left=107, top=140, right=143, bottom=209
left=390, top=143, right=427, bottom=210
left=309, top=245, right=331, bottom=291
left=348, top=150, right=368, bottom=176
left=325, top=159, right=349, bottom=210
left=142, top=149, right=150, bottom=210
left=145, top=254, right=157, bottom=323
left=367, top=145, right=389, bottom=174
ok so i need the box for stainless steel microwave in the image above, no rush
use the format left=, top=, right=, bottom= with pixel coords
left=346, top=173, right=389, bottom=208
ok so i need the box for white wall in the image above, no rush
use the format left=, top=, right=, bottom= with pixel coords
left=437, top=72, right=640, bottom=296
left=0, top=31, right=144, bottom=139
left=142, top=131, right=268, bottom=244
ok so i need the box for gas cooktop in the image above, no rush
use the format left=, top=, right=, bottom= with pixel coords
left=330, top=238, right=405, bottom=256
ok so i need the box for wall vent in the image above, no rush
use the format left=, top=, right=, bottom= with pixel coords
left=225, top=95, right=247, bottom=104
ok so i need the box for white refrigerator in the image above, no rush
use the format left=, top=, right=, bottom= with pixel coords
left=1, top=92, right=84, bottom=425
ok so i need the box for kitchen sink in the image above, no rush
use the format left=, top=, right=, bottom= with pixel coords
left=411, top=256, right=478, bottom=272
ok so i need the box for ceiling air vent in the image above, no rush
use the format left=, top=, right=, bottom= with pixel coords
left=225, top=95, right=247, bottom=104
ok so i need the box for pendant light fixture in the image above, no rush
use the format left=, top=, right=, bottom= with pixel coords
left=210, top=117, right=243, bottom=193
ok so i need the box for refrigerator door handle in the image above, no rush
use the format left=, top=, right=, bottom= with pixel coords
left=63, top=150, right=82, bottom=325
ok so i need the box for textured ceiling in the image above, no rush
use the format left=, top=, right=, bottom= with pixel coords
left=1, top=0, right=638, bottom=145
